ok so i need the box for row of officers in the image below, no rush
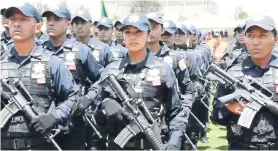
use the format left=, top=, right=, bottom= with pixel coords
left=1, top=3, right=278, bottom=150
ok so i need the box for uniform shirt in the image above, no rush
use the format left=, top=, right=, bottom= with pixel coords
left=87, top=35, right=114, bottom=67
left=44, top=35, right=104, bottom=85
left=94, top=52, right=186, bottom=148
left=213, top=55, right=278, bottom=143
left=152, top=41, right=194, bottom=109
left=1, top=45, right=79, bottom=123
left=109, top=40, right=128, bottom=59
left=0, top=30, right=14, bottom=57
left=36, top=32, right=49, bottom=45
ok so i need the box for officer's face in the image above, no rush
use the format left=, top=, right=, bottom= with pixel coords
left=70, top=23, right=76, bottom=36
left=123, top=26, right=148, bottom=52
left=149, top=20, right=164, bottom=44
left=46, top=15, right=69, bottom=37
left=114, top=25, right=123, bottom=40
left=187, top=34, right=194, bottom=47
left=235, top=29, right=245, bottom=44
left=175, top=29, right=187, bottom=46
left=73, top=19, right=92, bottom=38
left=1, top=15, right=9, bottom=28
left=9, top=10, right=41, bottom=42
left=161, top=31, right=175, bottom=47
left=245, top=26, right=277, bottom=60
left=98, top=25, right=113, bottom=43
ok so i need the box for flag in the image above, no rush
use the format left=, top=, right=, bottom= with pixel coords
left=101, top=0, right=108, bottom=18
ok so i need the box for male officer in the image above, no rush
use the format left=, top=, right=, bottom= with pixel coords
left=97, top=17, right=127, bottom=59
left=36, top=16, right=49, bottom=45
left=1, top=8, right=14, bottom=58
left=113, top=20, right=124, bottom=46
left=212, top=15, right=278, bottom=150
left=1, top=3, right=79, bottom=150
left=161, top=20, right=176, bottom=49
left=42, top=5, right=103, bottom=149
left=72, top=11, right=114, bottom=67
left=93, top=14, right=187, bottom=150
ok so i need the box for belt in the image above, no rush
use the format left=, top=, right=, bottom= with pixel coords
left=237, top=142, right=278, bottom=150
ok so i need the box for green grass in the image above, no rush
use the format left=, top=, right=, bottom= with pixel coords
left=197, top=85, right=228, bottom=150
left=198, top=123, right=228, bottom=150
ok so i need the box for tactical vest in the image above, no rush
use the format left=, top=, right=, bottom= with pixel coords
left=110, top=44, right=126, bottom=60
left=52, top=38, right=84, bottom=85
left=87, top=39, right=106, bottom=66
left=226, top=63, right=278, bottom=143
left=105, top=59, right=168, bottom=118
left=1, top=50, right=53, bottom=137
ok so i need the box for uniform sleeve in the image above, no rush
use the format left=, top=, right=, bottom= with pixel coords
left=49, top=56, right=79, bottom=124
left=103, top=44, right=114, bottom=67
left=79, top=44, right=104, bottom=83
left=163, top=64, right=186, bottom=149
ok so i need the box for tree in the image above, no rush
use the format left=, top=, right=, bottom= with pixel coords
left=112, top=14, right=120, bottom=21
left=34, top=1, right=50, bottom=14
left=129, top=0, right=162, bottom=14
left=234, top=6, right=248, bottom=20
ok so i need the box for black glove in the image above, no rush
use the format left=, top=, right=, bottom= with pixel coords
left=74, top=96, right=91, bottom=116
left=30, top=114, right=58, bottom=134
left=101, top=98, right=132, bottom=120
left=161, top=144, right=179, bottom=150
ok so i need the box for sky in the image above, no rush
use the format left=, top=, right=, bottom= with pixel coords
left=1, top=0, right=278, bottom=27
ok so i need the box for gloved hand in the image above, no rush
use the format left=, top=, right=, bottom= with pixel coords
left=30, top=114, right=58, bottom=134
left=101, top=98, right=132, bottom=120
left=161, top=143, right=179, bottom=150
left=74, top=96, right=91, bottom=116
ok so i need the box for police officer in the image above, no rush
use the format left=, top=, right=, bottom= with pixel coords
left=1, top=3, right=79, bottom=150
left=41, top=5, right=104, bottom=149
left=212, top=15, right=278, bottom=150
left=113, top=20, right=124, bottom=46
left=161, top=20, right=176, bottom=49
left=97, top=17, right=127, bottom=59
left=93, top=14, right=186, bottom=150
left=1, top=8, right=14, bottom=58
left=71, top=11, right=114, bottom=67
left=36, top=16, right=49, bottom=45
left=147, top=12, right=194, bottom=115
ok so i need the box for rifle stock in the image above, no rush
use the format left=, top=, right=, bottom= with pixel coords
left=0, top=78, right=62, bottom=151
left=204, top=64, right=273, bottom=128
left=100, top=74, right=164, bottom=149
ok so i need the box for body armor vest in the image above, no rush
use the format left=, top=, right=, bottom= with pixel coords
left=52, top=38, right=84, bottom=85
left=1, top=49, right=53, bottom=137
left=227, top=63, right=278, bottom=142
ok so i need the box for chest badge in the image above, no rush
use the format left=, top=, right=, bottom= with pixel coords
left=147, top=68, right=161, bottom=86
left=163, top=56, right=173, bottom=67
left=32, top=62, right=46, bottom=84
left=92, top=49, right=100, bottom=62
left=65, top=52, right=76, bottom=70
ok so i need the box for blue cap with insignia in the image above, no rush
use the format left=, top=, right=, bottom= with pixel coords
left=195, top=28, right=201, bottom=37
left=147, top=12, right=163, bottom=24
left=163, top=20, right=177, bottom=34
left=5, top=3, right=42, bottom=23
left=234, top=20, right=246, bottom=32
left=97, top=17, right=113, bottom=28
left=120, top=14, right=150, bottom=32
left=114, top=20, right=122, bottom=27
left=245, top=15, right=276, bottom=33
left=72, top=10, right=92, bottom=23
left=176, top=24, right=188, bottom=35
left=42, top=5, right=71, bottom=20
left=186, top=24, right=196, bottom=35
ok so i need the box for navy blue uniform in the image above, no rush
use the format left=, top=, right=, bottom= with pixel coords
left=1, top=45, right=79, bottom=150
left=0, top=30, right=14, bottom=58
left=87, top=35, right=114, bottom=67
left=36, top=32, right=49, bottom=45
left=93, top=52, right=186, bottom=150
left=212, top=56, right=278, bottom=150
left=109, top=40, right=128, bottom=59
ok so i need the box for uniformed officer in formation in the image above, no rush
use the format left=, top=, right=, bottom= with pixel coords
left=212, top=15, right=278, bottom=150
left=1, top=3, right=80, bottom=150
left=113, top=20, right=124, bottom=46
left=41, top=5, right=104, bottom=149
left=97, top=17, right=127, bottom=59
left=1, top=7, right=14, bottom=58
left=92, top=14, right=187, bottom=150
left=36, top=18, right=49, bottom=45
left=71, top=10, right=114, bottom=67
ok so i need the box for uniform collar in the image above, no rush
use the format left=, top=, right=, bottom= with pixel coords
left=45, top=34, right=75, bottom=54
left=157, top=41, right=170, bottom=56
left=8, top=45, right=43, bottom=60
left=243, top=55, right=277, bottom=70
left=120, top=51, right=155, bottom=70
